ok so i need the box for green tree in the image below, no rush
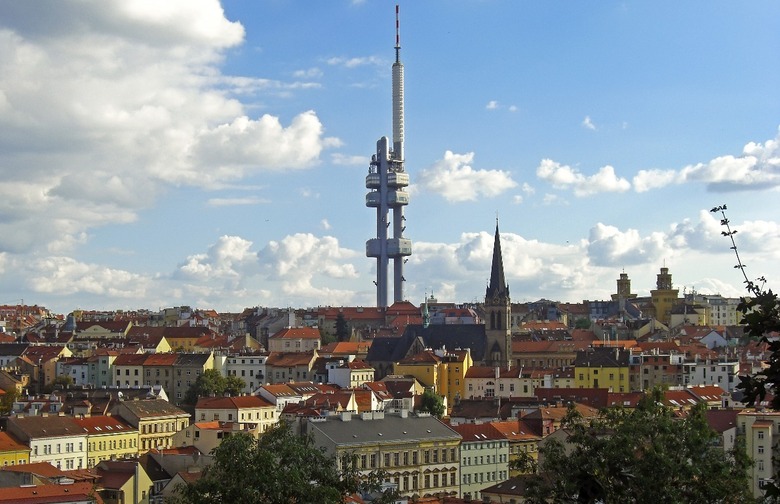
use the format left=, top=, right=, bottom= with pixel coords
left=44, top=375, right=74, bottom=393
left=418, top=388, right=445, bottom=418
left=184, top=369, right=246, bottom=404
left=573, top=317, right=591, bottom=330
left=520, top=389, right=753, bottom=503
left=171, top=422, right=397, bottom=504
left=335, top=313, right=350, bottom=342
left=0, top=388, right=19, bottom=415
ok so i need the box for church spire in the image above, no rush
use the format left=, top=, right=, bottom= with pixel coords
left=486, top=221, right=509, bottom=301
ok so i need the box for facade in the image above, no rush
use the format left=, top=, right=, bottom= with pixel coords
left=736, top=409, right=780, bottom=498
left=0, top=431, right=30, bottom=467
left=307, top=412, right=461, bottom=498
left=7, top=415, right=88, bottom=470
left=115, top=400, right=190, bottom=452
left=265, top=352, right=317, bottom=384
left=465, top=366, right=538, bottom=399
left=393, top=348, right=471, bottom=409
left=74, top=415, right=138, bottom=468
left=632, top=351, right=685, bottom=391
left=328, top=360, right=376, bottom=389
left=171, top=353, right=214, bottom=404
left=450, top=422, right=510, bottom=501
left=684, top=360, right=739, bottom=391
left=225, top=352, right=268, bottom=393
left=268, top=327, right=321, bottom=354
left=194, top=396, right=277, bottom=432
left=574, top=347, right=631, bottom=392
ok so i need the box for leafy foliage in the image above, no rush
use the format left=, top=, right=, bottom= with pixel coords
left=184, top=369, right=246, bottom=404
left=0, top=387, right=19, bottom=415
left=171, top=422, right=397, bottom=504
left=44, top=375, right=74, bottom=393
left=335, top=313, right=350, bottom=342
left=418, top=388, right=445, bottom=418
left=712, top=205, right=780, bottom=408
left=521, top=389, right=754, bottom=503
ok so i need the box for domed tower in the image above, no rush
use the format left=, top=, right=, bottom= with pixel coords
left=485, top=221, right=512, bottom=369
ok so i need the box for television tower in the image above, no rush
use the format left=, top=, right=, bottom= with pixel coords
left=366, top=5, right=412, bottom=308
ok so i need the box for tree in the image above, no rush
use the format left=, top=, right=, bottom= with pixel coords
left=171, top=422, right=397, bottom=504
left=44, top=375, right=74, bottom=393
left=713, top=205, right=780, bottom=408
left=184, top=369, right=246, bottom=404
left=520, top=389, right=754, bottom=503
left=0, top=388, right=19, bottom=415
left=335, top=313, right=350, bottom=342
left=418, top=388, right=445, bottom=418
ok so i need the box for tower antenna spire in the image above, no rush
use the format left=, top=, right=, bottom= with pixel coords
left=395, top=4, right=401, bottom=62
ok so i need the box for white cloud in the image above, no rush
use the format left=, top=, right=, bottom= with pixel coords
left=536, top=159, right=631, bottom=196
left=418, top=151, right=518, bottom=202
left=326, top=55, right=384, bottom=68
left=331, top=153, right=369, bottom=166
left=28, top=256, right=152, bottom=298
left=321, top=219, right=332, bottom=230
left=587, top=223, right=668, bottom=267
left=176, top=235, right=260, bottom=287
left=0, top=1, right=336, bottom=258
left=635, top=129, right=780, bottom=192
left=206, top=196, right=268, bottom=207
left=508, top=105, right=518, bottom=113
left=582, top=115, right=597, bottom=130
left=512, top=195, right=523, bottom=204
left=486, top=100, right=499, bottom=110
left=293, top=67, right=323, bottom=79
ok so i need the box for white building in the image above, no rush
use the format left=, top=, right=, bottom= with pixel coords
left=225, top=353, right=268, bottom=393
left=684, top=360, right=739, bottom=391
left=194, top=396, right=277, bottom=433
left=328, top=360, right=375, bottom=389
left=7, top=415, right=88, bottom=470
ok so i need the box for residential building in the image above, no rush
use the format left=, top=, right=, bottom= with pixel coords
left=490, top=420, right=541, bottom=477
left=142, top=354, right=178, bottom=396
left=7, top=415, right=88, bottom=470
left=268, top=327, right=321, bottom=353
left=632, top=350, right=685, bottom=391
left=465, top=366, right=538, bottom=399
left=225, top=352, right=268, bottom=393
left=0, top=431, right=30, bottom=467
left=393, top=347, right=471, bottom=409
left=574, top=347, right=631, bottom=392
left=172, top=421, right=261, bottom=455
left=265, top=352, right=317, bottom=384
left=328, top=360, right=375, bottom=389
left=113, top=354, right=148, bottom=388
left=684, top=360, right=739, bottom=391
left=450, top=422, right=510, bottom=501
left=171, top=353, right=214, bottom=404
left=95, top=459, right=153, bottom=504
left=194, top=396, right=277, bottom=432
left=306, top=412, right=462, bottom=498
left=736, top=409, right=780, bottom=498
left=114, top=400, right=190, bottom=452
left=74, top=415, right=138, bottom=468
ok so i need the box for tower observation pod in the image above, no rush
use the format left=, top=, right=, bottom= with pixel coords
left=366, top=5, right=412, bottom=309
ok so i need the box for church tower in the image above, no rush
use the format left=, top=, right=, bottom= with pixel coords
left=485, top=222, right=512, bottom=369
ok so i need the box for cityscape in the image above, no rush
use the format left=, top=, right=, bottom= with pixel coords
left=0, top=1, right=779, bottom=503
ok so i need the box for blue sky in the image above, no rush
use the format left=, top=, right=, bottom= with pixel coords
left=0, top=1, right=778, bottom=315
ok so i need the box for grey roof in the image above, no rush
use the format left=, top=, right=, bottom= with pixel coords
left=367, top=324, right=487, bottom=363
left=574, top=347, right=631, bottom=367
left=308, top=414, right=461, bottom=447
left=8, top=415, right=85, bottom=440
left=116, top=399, right=189, bottom=420
left=174, top=353, right=211, bottom=367
left=0, top=343, right=29, bottom=357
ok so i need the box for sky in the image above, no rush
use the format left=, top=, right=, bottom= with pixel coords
left=0, top=1, right=779, bottom=316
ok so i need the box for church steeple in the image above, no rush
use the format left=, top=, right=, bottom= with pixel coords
left=484, top=220, right=512, bottom=369
left=486, top=221, right=509, bottom=301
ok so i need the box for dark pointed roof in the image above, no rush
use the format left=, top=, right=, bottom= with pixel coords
left=486, top=222, right=509, bottom=300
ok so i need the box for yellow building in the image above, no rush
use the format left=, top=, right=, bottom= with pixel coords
left=490, top=420, right=541, bottom=477
left=574, top=347, right=631, bottom=392
left=75, top=415, right=139, bottom=468
left=650, top=267, right=680, bottom=326
left=115, top=399, right=190, bottom=452
left=0, top=431, right=30, bottom=467
left=393, top=348, right=472, bottom=409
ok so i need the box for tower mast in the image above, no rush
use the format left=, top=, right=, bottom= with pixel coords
left=365, top=5, right=412, bottom=308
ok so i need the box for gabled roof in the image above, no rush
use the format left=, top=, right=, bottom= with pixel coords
left=113, top=353, right=149, bottom=366
left=0, top=481, right=103, bottom=503
left=490, top=420, right=541, bottom=440
left=319, top=341, right=372, bottom=356
left=142, top=353, right=178, bottom=366
left=0, top=431, right=30, bottom=453
left=266, top=352, right=315, bottom=367
left=117, top=399, right=189, bottom=419
left=368, top=324, right=487, bottom=363
left=270, top=327, right=321, bottom=340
